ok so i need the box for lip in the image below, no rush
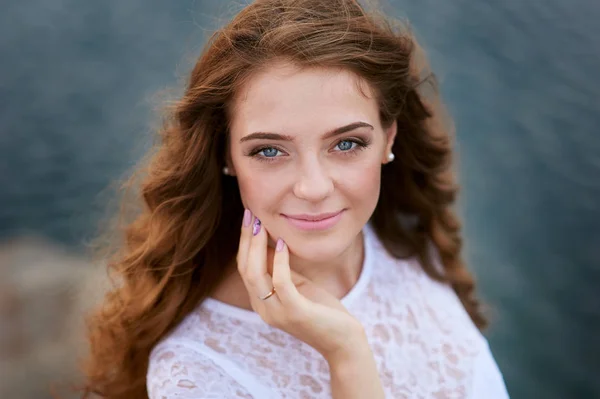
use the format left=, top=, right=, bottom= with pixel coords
left=282, top=210, right=345, bottom=231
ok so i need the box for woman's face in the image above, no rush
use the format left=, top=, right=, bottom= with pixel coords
left=228, top=62, right=396, bottom=262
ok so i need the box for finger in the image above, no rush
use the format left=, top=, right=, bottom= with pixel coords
left=244, top=216, right=274, bottom=300
left=271, top=238, right=302, bottom=305
left=236, top=208, right=253, bottom=274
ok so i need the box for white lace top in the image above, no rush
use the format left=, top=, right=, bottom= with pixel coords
left=147, top=224, right=510, bottom=398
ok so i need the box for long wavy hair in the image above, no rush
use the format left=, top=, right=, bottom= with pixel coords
left=78, top=0, right=487, bottom=397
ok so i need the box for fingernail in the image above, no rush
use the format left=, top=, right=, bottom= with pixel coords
left=276, top=238, right=284, bottom=252
left=243, top=209, right=251, bottom=227
left=252, top=217, right=261, bottom=236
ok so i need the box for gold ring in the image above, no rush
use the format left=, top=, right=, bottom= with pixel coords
left=259, top=287, right=276, bottom=300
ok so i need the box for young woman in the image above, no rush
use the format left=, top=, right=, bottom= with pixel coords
left=80, top=0, right=510, bottom=398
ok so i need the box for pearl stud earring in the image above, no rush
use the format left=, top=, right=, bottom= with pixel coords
left=387, top=152, right=395, bottom=162
left=223, top=166, right=230, bottom=175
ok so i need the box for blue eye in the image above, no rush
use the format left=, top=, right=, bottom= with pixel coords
left=336, top=140, right=356, bottom=151
left=260, top=147, right=280, bottom=157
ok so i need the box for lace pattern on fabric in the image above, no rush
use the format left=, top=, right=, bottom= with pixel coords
left=147, top=225, right=499, bottom=398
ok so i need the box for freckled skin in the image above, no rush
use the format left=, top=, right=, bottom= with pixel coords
left=228, top=61, right=396, bottom=264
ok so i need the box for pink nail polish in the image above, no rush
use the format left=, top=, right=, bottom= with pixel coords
left=276, top=238, right=284, bottom=252
left=243, top=209, right=251, bottom=227
left=252, top=218, right=261, bottom=236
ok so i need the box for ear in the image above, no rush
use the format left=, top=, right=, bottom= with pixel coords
left=383, top=120, right=397, bottom=163
left=223, top=139, right=237, bottom=176
left=224, top=158, right=237, bottom=176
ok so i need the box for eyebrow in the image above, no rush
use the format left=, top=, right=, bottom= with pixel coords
left=239, top=121, right=374, bottom=143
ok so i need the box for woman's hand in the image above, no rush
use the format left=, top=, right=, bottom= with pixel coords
left=236, top=209, right=366, bottom=362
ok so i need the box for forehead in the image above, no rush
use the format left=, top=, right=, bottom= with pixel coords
left=229, top=62, right=381, bottom=137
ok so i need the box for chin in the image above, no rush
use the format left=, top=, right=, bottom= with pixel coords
left=291, top=243, right=340, bottom=262
left=285, top=227, right=359, bottom=262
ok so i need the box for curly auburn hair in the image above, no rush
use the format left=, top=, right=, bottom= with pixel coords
left=78, top=0, right=487, bottom=397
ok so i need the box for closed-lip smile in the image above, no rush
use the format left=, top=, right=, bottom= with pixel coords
left=282, top=210, right=345, bottom=231
left=284, top=210, right=343, bottom=221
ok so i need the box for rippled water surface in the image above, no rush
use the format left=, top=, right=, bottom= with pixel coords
left=1, top=1, right=599, bottom=397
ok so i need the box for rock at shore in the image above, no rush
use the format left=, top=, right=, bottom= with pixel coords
left=0, top=236, right=109, bottom=399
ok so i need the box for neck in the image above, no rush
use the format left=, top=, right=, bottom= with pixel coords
left=286, top=231, right=365, bottom=299
left=211, top=231, right=366, bottom=310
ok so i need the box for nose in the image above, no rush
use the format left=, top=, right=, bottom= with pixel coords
left=292, top=157, right=334, bottom=202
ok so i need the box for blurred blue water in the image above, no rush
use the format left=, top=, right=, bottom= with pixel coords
left=0, top=0, right=598, bottom=398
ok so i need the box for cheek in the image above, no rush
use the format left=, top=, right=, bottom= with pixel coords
left=235, top=169, right=281, bottom=213
left=338, top=160, right=382, bottom=207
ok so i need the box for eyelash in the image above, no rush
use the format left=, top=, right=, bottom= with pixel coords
left=248, top=137, right=371, bottom=163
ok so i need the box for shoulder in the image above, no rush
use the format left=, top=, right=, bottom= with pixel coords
left=370, top=229, right=484, bottom=339
left=471, top=338, right=511, bottom=398
left=146, top=307, right=275, bottom=399
left=415, top=243, right=510, bottom=396
left=147, top=340, right=249, bottom=398
left=147, top=337, right=271, bottom=399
